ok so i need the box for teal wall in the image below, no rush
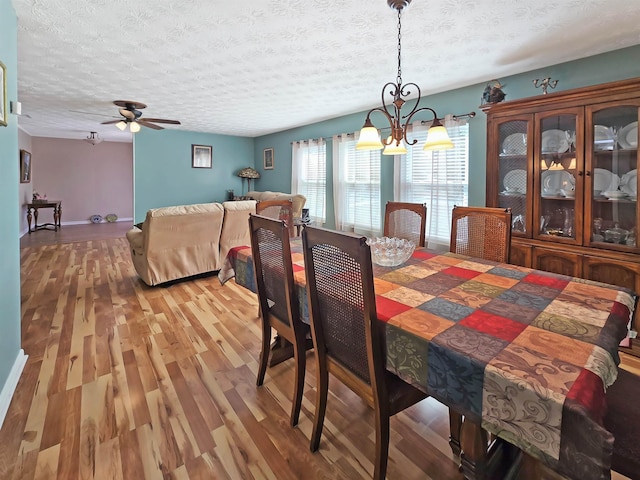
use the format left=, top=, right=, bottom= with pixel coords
left=0, top=0, right=21, bottom=392
left=252, top=44, right=640, bottom=229
left=133, top=129, right=254, bottom=222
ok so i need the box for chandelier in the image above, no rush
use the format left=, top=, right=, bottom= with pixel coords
left=84, top=131, right=103, bottom=145
left=356, top=0, right=453, bottom=154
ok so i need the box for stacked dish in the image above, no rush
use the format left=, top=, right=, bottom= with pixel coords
left=618, top=122, right=638, bottom=149
left=594, top=125, right=615, bottom=150
left=501, top=133, right=527, bottom=155
left=593, top=168, right=620, bottom=193
left=541, top=130, right=569, bottom=154
left=541, top=170, right=575, bottom=196
left=620, top=169, right=637, bottom=199
left=503, top=169, right=527, bottom=194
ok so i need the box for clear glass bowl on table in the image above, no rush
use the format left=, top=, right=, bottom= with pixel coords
left=367, top=237, right=416, bottom=267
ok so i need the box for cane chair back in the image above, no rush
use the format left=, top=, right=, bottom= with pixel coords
left=256, top=199, right=295, bottom=237
left=450, top=206, right=512, bottom=263
left=383, top=202, right=427, bottom=247
left=249, top=214, right=308, bottom=426
left=302, top=226, right=428, bottom=480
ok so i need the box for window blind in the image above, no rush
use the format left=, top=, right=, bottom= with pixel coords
left=333, top=134, right=381, bottom=236
left=396, top=117, right=469, bottom=246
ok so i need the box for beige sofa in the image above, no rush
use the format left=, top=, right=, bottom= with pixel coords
left=126, top=200, right=256, bottom=286
left=246, top=191, right=306, bottom=218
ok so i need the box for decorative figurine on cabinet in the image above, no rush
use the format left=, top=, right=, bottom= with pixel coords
left=482, top=79, right=506, bottom=105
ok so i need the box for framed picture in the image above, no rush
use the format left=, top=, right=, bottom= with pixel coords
left=263, top=147, right=274, bottom=170
left=0, top=61, right=6, bottom=127
left=20, top=149, right=31, bottom=183
left=192, top=144, right=212, bottom=168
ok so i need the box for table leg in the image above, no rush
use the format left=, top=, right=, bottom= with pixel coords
left=449, top=409, right=463, bottom=457
left=54, top=204, right=61, bottom=231
left=460, top=417, right=488, bottom=480
left=27, top=207, right=33, bottom=234
left=33, top=208, right=39, bottom=230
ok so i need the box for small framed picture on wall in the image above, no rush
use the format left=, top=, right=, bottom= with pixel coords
left=20, top=149, right=31, bottom=183
left=192, top=144, right=212, bottom=168
left=263, top=147, right=274, bottom=170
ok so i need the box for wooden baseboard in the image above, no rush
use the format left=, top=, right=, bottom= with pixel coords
left=0, top=349, right=28, bottom=430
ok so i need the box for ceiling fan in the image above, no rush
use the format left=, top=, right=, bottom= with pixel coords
left=101, top=100, right=181, bottom=132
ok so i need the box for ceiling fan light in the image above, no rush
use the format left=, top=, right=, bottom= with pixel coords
left=423, top=125, right=454, bottom=150
left=129, top=122, right=141, bottom=133
left=115, top=121, right=127, bottom=131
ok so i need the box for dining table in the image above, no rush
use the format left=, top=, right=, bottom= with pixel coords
left=218, top=238, right=635, bottom=480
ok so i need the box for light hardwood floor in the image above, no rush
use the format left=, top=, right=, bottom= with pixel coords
left=2, top=223, right=635, bottom=479
left=2, top=223, right=464, bottom=479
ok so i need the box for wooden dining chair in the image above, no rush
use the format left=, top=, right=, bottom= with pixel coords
left=302, top=226, right=428, bottom=480
left=256, top=199, right=295, bottom=237
left=450, top=206, right=512, bottom=262
left=603, top=367, right=640, bottom=479
left=448, top=205, right=512, bottom=458
left=249, top=214, right=309, bottom=427
left=383, top=201, right=428, bottom=247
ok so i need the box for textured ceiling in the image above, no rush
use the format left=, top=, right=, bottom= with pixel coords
left=11, top=0, right=640, bottom=143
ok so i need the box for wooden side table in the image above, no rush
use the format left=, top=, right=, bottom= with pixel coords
left=26, top=201, right=62, bottom=233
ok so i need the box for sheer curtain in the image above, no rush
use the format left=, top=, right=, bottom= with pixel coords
left=291, top=138, right=326, bottom=224
left=332, top=133, right=381, bottom=236
left=394, top=114, right=469, bottom=248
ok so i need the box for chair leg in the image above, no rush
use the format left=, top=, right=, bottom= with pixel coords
left=256, top=323, right=271, bottom=387
left=373, top=410, right=391, bottom=480
left=289, top=339, right=306, bottom=427
left=310, top=362, right=329, bottom=452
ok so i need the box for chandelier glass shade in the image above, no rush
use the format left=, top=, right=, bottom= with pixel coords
left=84, top=131, right=103, bottom=145
left=356, top=0, right=454, bottom=154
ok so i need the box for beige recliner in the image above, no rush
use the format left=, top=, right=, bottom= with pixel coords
left=246, top=190, right=306, bottom=218
left=126, top=200, right=256, bottom=286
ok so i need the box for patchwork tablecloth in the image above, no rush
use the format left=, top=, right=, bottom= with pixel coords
left=219, top=241, right=635, bottom=480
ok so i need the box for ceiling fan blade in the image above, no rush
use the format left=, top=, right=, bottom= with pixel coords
left=137, top=120, right=164, bottom=130
left=142, top=118, right=181, bottom=125
left=101, top=119, right=122, bottom=125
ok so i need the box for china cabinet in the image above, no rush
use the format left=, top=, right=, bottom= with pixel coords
left=484, top=77, right=640, bottom=356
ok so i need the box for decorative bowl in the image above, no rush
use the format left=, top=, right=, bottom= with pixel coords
left=367, top=237, right=415, bottom=267
left=560, top=188, right=575, bottom=198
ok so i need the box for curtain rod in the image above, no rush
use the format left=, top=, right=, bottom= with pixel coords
left=291, top=137, right=325, bottom=145
left=421, top=111, right=476, bottom=125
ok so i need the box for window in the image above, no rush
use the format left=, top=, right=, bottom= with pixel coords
left=333, top=134, right=381, bottom=236
left=292, top=138, right=327, bottom=223
left=395, top=115, right=469, bottom=247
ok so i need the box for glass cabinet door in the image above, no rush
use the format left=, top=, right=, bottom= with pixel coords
left=497, top=119, right=530, bottom=236
left=586, top=103, right=639, bottom=251
left=534, top=110, right=582, bottom=244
